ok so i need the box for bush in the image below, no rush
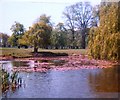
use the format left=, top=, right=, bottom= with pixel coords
left=88, top=2, right=120, bottom=61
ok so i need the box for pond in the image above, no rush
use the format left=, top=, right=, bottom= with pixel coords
left=0, top=60, right=120, bottom=98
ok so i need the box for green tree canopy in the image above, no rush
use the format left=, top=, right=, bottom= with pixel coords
left=51, top=23, right=67, bottom=49
left=0, top=32, right=10, bottom=47
left=8, top=21, right=25, bottom=47
left=20, top=15, right=52, bottom=53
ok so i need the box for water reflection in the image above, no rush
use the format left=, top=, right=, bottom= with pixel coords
left=89, top=65, right=120, bottom=92
left=0, top=60, right=120, bottom=98
left=12, top=61, right=29, bottom=67
left=1, top=61, right=13, bottom=74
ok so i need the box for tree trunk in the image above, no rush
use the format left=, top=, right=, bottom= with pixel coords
left=34, top=43, right=38, bottom=53
left=81, top=29, right=86, bottom=49
left=72, top=30, right=75, bottom=49
left=34, top=47, right=38, bottom=53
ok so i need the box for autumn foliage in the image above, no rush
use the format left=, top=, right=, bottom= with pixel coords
left=88, top=2, right=120, bottom=61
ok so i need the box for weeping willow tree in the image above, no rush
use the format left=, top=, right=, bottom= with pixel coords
left=88, top=2, right=120, bottom=61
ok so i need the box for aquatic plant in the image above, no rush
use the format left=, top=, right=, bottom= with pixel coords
left=1, top=69, right=22, bottom=93
left=1, top=69, right=10, bottom=92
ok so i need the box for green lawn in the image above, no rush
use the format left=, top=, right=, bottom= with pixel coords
left=0, top=47, right=87, bottom=57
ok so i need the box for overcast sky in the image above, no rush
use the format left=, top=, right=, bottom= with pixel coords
left=0, top=0, right=101, bottom=35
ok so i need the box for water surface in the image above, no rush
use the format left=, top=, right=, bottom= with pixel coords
left=1, top=60, right=120, bottom=98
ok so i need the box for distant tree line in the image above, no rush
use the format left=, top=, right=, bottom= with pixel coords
left=0, top=32, right=10, bottom=47
left=0, top=2, right=120, bottom=60
left=1, top=1, right=120, bottom=61
left=1, top=2, right=99, bottom=53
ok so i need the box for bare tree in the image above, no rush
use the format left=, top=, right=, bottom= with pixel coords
left=75, top=2, right=93, bottom=48
left=63, top=5, right=77, bottom=48
left=63, top=2, right=97, bottom=49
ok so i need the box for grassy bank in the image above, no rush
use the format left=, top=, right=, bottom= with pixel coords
left=0, top=48, right=87, bottom=58
left=0, top=48, right=33, bottom=57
